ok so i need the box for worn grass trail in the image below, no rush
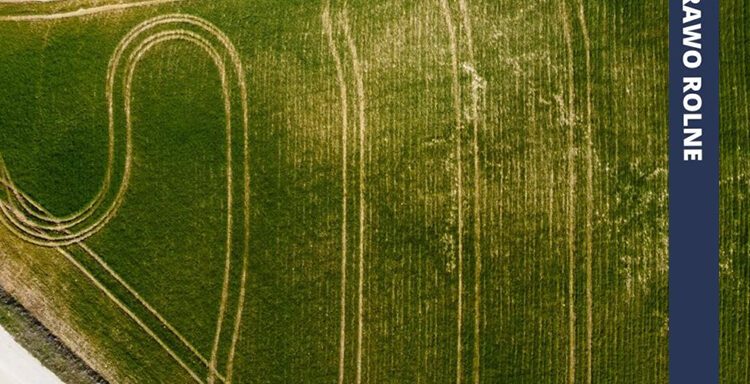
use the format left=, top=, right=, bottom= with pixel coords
left=0, top=1, right=667, bottom=383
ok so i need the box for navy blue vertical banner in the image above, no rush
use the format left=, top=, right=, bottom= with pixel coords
left=669, top=0, right=719, bottom=382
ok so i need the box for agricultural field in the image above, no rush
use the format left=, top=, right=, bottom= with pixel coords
left=720, top=1, right=750, bottom=383
left=0, top=0, right=667, bottom=383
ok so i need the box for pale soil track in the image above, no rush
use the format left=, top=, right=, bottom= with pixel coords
left=321, top=5, right=349, bottom=384
left=558, top=0, right=577, bottom=382
left=322, top=3, right=368, bottom=383
left=340, top=12, right=367, bottom=384
left=438, top=2, right=487, bottom=383
left=455, top=1, right=484, bottom=383
left=437, top=2, right=463, bottom=383
left=574, top=1, right=594, bottom=383
left=0, top=0, right=189, bottom=22
left=323, top=5, right=349, bottom=384
left=0, top=0, right=62, bottom=3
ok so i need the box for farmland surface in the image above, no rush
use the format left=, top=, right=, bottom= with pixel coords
left=720, top=1, right=750, bottom=383
left=0, top=1, right=667, bottom=383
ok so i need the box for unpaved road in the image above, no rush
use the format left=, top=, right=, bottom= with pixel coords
left=0, top=325, right=63, bottom=384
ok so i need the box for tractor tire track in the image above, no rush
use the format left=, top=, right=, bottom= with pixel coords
left=574, top=1, right=594, bottom=383
left=322, top=3, right=350, bottom=383
left=0, top=13, right=250, bottom=384
left=558, top=0, right=577, bottom=382
left=0, top=0, right=189, bottom=22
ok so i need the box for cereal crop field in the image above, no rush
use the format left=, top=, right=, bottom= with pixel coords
left=0, top=1, right=668, bottom=383
left=720, top=1, right=750, bottom=383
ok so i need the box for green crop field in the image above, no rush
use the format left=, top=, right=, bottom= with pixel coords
left=720, top=1, right=750, bottom=383
left=0, top=1, right=667, bottom=383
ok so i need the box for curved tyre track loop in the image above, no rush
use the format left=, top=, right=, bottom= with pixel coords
left=0, top=12, right=249, bottom=384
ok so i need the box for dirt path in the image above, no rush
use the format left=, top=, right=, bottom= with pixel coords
left=0, top=324, right=64, bottom=384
